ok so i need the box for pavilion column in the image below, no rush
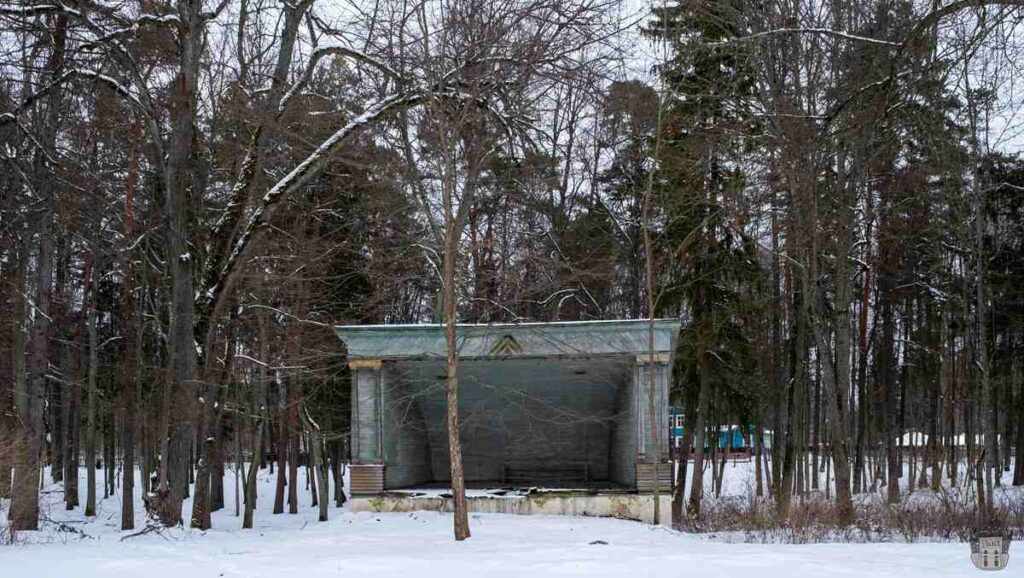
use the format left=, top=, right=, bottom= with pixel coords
left=635, top=354, right=671, bottom=492
left=350, top=359, right=385, bottom=494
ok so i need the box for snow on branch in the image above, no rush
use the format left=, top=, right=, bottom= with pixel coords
left=136, top=12, right=180, bottom=26
left=6, top=69, right=146, bottom=120
left=81, top=12, right=180, bottom=48
left=0, top=0, right=178, bottom=26
left=197, top=90, right=424, bottom=330
left=279, top=46, right=402, bottom=113
left=0, top=3, right=64, bottom=16
left=64, top=69, right=147, bottom=112
left=703, top=28, right=900, bottom=49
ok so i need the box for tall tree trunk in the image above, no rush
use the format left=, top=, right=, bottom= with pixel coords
left=672, top=410, right=693, bottom=527
left=441, top=150, right=471, bottom=540
left=190, top=340, right=223, bottom=529
left=777, top=266, right=804, bottom=522
left=121, top=119, right=141, bottom=530
left=243, top=314, right=269, bottom=529
left=210, top=321, right=238, bottom=518
left=104, top=416, right=116, bottom=499
left=642, top=205, right=661, bottom=524
left=770, top=199, right=785, bottom=495
left=880, top=288, right=900, bottom=504
left=84, top=254, right=98, bottom=517
left=10, top=12, right=66, bottom=532
left=812, top=153, right=855, bottom=522
left=641, top=69, right=667, bottom=526
left=753, top=422, right=763, bottom=497
left=234, top=417, right=241, bottom=517
left=242, top=414, right=264, bottom=529
left=927, top=299, right=942, bottom=493
left=1012, top=361, right=1024, bottom=486
left=303, top=411, right=329, bottom=522
left=287, top=352, right=300, bottom=515
left=0, top=236, right=23, bottom=501
left=853, top=259, right=871, bottom=494
left=273, top=379, right=287, bottom=514
left=153, top=0, right=203, bottom=527
left=65, top=310, right=82, bottom=510
left=306, top=435, right=317, bottom=507
left=333, top=440, right=346, bottom=508
left=975, top=163, right=996, bottom=513
left=211, top=438, right=225, bottom=512
left=48, top=252, right=65, bottom=485
left=687, top=361, right=711, bottom=522
left=877, top=182, right=901, bottom=504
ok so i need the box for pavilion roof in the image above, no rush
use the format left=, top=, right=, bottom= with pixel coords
left=335, top=319, right=681, bottom=361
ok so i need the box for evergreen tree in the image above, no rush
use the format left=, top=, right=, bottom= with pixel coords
left=648, top=0, right=765, bottom=524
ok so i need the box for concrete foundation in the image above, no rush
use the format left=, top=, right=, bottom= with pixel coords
left=350, top=491, right=672, bottom=527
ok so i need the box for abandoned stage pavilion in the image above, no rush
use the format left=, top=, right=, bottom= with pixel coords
left=335, top=319, right=680, bottom=525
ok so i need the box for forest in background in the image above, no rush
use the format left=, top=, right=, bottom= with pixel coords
left=2, top=0, right=1024, bottom=540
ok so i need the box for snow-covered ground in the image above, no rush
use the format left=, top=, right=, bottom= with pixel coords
left=0, top=463, right=1019, bottom=577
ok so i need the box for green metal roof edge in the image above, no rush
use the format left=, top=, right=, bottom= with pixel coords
left=334, top=319, right=682, bottom=360
left=335, top=318, right=681, bottom=337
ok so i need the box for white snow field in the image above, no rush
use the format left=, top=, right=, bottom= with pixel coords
left=0, top=464, right=1018, bottom=578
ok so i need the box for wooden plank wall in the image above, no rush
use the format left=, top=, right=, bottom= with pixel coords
left=350, top=464, right=385, bottom=495
left=635, top=463, right=673, bottom=492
